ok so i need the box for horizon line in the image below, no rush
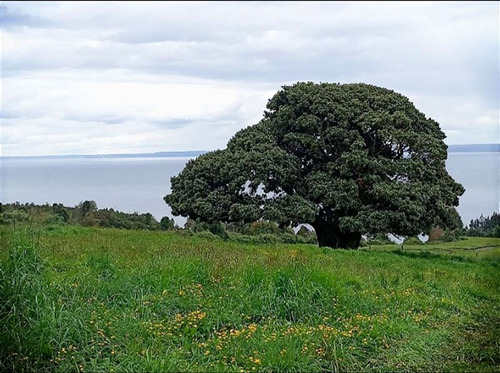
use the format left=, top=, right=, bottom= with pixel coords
left=1, top=143, right=499, bottom=159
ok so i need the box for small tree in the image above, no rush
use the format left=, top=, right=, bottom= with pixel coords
left=52, top=203, right=69, bottom=223
left=160, top=216, right=175, bottom=231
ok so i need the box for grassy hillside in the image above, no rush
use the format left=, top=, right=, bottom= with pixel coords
left=1, top=225, right=499, bottom=372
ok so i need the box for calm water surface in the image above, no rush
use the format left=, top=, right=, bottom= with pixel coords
left=1, top=153, right=498, bottom=226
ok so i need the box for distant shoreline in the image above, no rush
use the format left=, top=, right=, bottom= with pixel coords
left=0, top=151, right=208, bottom=160
left=447, top=144, right=499, bottom=153
left=1, top=144, right=498, bottom=159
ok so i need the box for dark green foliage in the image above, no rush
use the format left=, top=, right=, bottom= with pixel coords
left=187, top=220, right=229, bottom=239
left=51, top=203, right=69, bottom=223
left=0, top=203, right=317, bottom=245
left=194, top=230, right=222, bottom=241
left=254, top=233, right=281, bottom=244
left=494, top=225, right=500, bottom=238
left=79, top=200, right=97, bottom=215
left=465, top=212, right=500, bottom=237
left=0, top=209, right=29, bottom=225
left=184, top=218, right=195, bottom=230
left=160, top=216, right=175, bottom=231
left=248, top=221, right=280, bottom=235
left=165, top=82, right=464, bottom=249
left=440, top=230, right=459, bottom=242
left=0, top=202, right=161, bottom=231
left=74, top=203, right=159, bottom=230
left=207, top=221, right=229, bottom=239
left=428, top=225, right=463, bottom=243
left=227, top=232, right=255, bottom=244
left=279, top=232, right=301, bottom=244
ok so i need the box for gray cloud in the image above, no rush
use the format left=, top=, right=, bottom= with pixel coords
left=0, top=3, right=46, bottom=28
left=1, top=1, right=498, bottom=156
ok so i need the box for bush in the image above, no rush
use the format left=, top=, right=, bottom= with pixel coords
left=195, top=231, right=222, bottom=241
left=0, top=211, right=30, bottom=225
left=42, top=215, right=66, bottom=225
left=440, top=230, right=458, bottom=242
left=227, top=232, right=255, bottom=243
left=249, top=221, right=280, bottom=235
left=51, top=203, right=69, bottom=223
left=254, top=233, right=281, bottom=244
left=160, top=216, right=175, bottom=231
left=207, top=221, right=229, bottom=240
left=366, top=233, right=392, bottom=246
left=404, top=236, right=424, bottom=245
left=189, top=220, right=209, bottom=233
left=494, top=225, right=500, bottom=238
left=428, top=227, right=444, bottom=242
left=225, top=222, right=246, bottom=233
left=279, top=232, right=299, bottom=244
left=428, top=227, right=460, bottom=243
left=188, top=220, right=228, bottom=239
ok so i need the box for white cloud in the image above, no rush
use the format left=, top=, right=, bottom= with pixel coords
left=1, top=71, right=276, bottom=155
left=1, top=1, right=498, bottom=156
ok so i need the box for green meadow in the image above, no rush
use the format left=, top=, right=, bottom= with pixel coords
left=1, top=225, right=499, bottom=372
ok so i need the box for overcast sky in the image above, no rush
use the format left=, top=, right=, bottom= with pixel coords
left=1, top=1, right=498, bottom=156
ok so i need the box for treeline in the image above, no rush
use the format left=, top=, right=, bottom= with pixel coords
left=2, top=201, right=498, bottom=244
left=0, top=201, right=173, bottom=231
left=464, top=212, right=500, bottom=237
left=0, top=202, right=318, bottom=244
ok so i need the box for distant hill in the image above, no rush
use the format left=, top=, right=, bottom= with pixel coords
left=1, top=151, right=208, bottom=159
left=2, top=144, right=499, bottom=159
left=448, top=144, right=499, bottom=153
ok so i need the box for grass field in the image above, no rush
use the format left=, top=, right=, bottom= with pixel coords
left=369, top=236, right=500, bottom=259
left=1, top=225, right=499, bottom=372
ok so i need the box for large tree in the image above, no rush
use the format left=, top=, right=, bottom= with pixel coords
left=165, top=82, right=464, bottom=249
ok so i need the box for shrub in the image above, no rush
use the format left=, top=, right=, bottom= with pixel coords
left=0, top=211, right=30, bottom=225
left=254, top=233, right=281, bottom=244
left=207, top=221, right=229, bottom=240
left=404, top=236, right=424, bottom=245
left=51, top=203, right=69, bottom=223
left=225, top=222, right=246, bottom=233
left=296, top=225, right=312, bottom=237
left=494, top=225, right=500, bottom=238
left=366, top=233, right=393, bottom=245
left=160, top=216, right=175, bottom=231
left=279, top=232, right=299, bottom=244
left=189, top=220, right=209, bottom=233
left=440, top=230, right=458, bottom=242
left=428, top=227, right=444, bottom=242
left=227, top=232, right=255, bottom=243
left=249, top=221, right=280, bottom=235
left=195, top=231, right=221, bottom=241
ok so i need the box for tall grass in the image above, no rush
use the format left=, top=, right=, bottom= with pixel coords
left=0, top=233, right=53, bottom=372
left=0, top=225, right=499, bottom=372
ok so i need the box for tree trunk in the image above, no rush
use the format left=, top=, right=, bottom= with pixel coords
left=313, top=222, right=361, bottom=250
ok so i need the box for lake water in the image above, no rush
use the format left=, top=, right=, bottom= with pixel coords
left=1, top=153, right=498, bottom=227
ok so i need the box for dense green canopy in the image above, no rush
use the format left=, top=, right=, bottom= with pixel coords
left=165, top=82, right=464, bottom=249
